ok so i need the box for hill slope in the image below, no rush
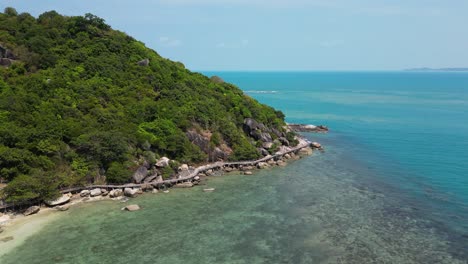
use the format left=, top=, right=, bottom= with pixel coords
left=0, top=8, right=296, bottom=202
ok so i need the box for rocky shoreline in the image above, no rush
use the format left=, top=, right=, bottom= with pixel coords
left=0, top=136, right=320, bottom=235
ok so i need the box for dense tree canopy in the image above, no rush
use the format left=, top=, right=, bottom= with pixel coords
left=0, top=8, right=288, bottom=202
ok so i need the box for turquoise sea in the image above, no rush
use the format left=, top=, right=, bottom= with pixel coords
left=1, top=71, right=467, bottom=263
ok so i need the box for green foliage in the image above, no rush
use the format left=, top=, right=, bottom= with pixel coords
left=106, top=162, right=132, bottom=184
left=1, top=172, right=60, bottom=203
left=286, top=131, right=299, bottom=147
left=0, top=9, right=289, bottom=202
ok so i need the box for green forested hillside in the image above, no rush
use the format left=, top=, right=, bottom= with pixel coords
left=0, top=8, right=293, bottom=202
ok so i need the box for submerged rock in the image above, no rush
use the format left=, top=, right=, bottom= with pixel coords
left=203, top=188, right=215, bottom=192
left=124, top=204, right=141, bottom=211
left=24, top=206, right=40, bottom=216
left=0, top=236, right=14, bottom=242
left=244, top=171, right=253, bottom=175
left=56, top=204, right=70, bottom=211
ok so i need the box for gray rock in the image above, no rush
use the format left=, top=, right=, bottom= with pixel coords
left=141, top=183, right=154, bottom=192
left=251, top=130, right=272, bottom=142
left=137, top=58, right=149, bottom=66
left=90, top=188, right=102, bottom=197
left=101, top=189, right=109, bottom=196
left=179, top=164, right=189, bottom=171
left=124, top=188, right=138, bottom=198
left=243, top=118, right=266, bottom=133
left=132, top=166, right=148, bottom=184
left=0, top=58, right=12, bottom=67
left=244, top=171, right=253, bottom=175
left=143, top=174, right=158, bottom=183
left=109, top=189, right=123, bottom=198
left=262, top=142, right=274, bottom=149
left=186, top=131, right=210, bottom=153
left=45, top=194, right=70, bottom=206
left=279, top=137, right=290, bottom=146
left=258, top=148, right=269, bottom=156
left=212, top=147, right=228, bottom=161
left=311, top=142, right=322, bottom=149
left=203, top=188, right=215, bottom=192
left=299, top=147, right=313, bottom=155
left=257, top=162, right=269, bottom=169
left=277, top=160, right=287, bottom=166
left=80, top=190, right=90, bottom=197
left=124, top=204, right=141, bottom=211
left=24, top=206, right=40, bottom=216
left=156, top=157, right=170, bottom=167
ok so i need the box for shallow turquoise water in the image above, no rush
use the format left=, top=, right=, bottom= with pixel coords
left=1, top=71, right=467, bottom=263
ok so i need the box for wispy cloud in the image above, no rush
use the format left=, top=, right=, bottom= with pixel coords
left=158, top=36, right=182, bottom=47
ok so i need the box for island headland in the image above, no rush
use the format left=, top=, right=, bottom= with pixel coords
left=0, top=8, right=326, bottom=233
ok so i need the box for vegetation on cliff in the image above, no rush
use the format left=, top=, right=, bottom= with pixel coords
left=0, top=8, right=294, bottom=203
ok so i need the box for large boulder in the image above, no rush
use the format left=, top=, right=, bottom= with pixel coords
left=90, top=188, right=102, bottom=197
left=132, top=166, right=148, bottom=184
left=251, top=130, right=272, bottom=142
left=257, top=148, right=269, bottom=157
left=243, top=118, right=266, bottom=134
left=0, top=58, right=12, bottom=67
left=262, top=142, right=274, bottom=149
left=156, top=157, right=170, bottom=167
left=24, top=206, right=40, bottom=216
left=143, top=174, right=158, bottom=183
left=109, top=189, right=123, bottom=198
left=141, top=183, right=154, bottom=192
left=179, top=164, right=189, bottom=171
left=186, top=131, right=210, bottom=152
left=124, top=188, right=138, bottom=198
left=311, top=142, right=322, bottom=149
left=45, top=194, right=70, bottom=207
left=210, top=147, right=227, bottom=161
left=80, top=190, right=90, bottom=197
left=278, top=137, right=290, bottom=146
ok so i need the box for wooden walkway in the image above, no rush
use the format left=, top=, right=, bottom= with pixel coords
left=1, top=140, right=312, bottom=210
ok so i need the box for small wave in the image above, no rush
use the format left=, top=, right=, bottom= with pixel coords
left=244, top=90, right=278, bottom=94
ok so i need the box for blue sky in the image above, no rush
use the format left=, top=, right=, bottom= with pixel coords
left=1, top=0, right=468, bottom=71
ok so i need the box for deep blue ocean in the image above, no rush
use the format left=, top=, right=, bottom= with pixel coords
left=2, top=71, right=467, bottom=263
left=206, top=71, right=468, bottom=256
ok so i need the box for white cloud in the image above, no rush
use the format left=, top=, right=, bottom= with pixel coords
left=159, top=36, right=182, bottom=47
